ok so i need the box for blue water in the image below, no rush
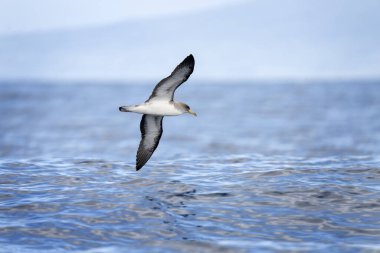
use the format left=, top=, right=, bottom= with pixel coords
left=0, top=81, right=380, bottom=252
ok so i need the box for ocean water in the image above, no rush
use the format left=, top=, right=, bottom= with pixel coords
left=0, top=81, right=380, bottom=252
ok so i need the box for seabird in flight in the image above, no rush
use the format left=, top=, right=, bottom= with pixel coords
left=119, top=54, right=196, bottom=171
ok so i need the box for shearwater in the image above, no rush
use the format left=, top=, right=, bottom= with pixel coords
left=119, top=54, right=197, bottom=171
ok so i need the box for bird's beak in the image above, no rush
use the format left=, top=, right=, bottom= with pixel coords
left=188, top=109, right=197, bottom=116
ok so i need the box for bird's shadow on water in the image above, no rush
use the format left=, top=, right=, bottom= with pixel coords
left=43, top=159, right=223, bottom=241
left=144, top=187, right=233, bottom=242
left=69, top=159, right=231, bottom=238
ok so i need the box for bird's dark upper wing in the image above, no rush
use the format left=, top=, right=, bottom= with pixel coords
left=147, top=54, right=194, bottom=102
left=136, top=115, right=164, bottom=171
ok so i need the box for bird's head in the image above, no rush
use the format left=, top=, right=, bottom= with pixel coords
left=177, top=102, right=197, bottom=116
left=187, top=107, right=197, bottom=117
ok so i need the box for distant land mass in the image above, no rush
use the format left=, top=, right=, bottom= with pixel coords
left=0, top=0, right=379, bottom=81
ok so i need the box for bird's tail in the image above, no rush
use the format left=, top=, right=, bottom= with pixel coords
left=119, top=106, right=131, bottom=112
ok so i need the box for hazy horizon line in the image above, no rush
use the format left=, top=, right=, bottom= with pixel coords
left=1, top=77, right=379, bottom=86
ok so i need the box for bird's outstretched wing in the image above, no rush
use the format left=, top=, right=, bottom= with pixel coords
left=136, top=115, right=164, bottom=170
left=147, top=54, right=194, bottom=102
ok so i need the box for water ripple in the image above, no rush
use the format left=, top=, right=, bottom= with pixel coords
left=1, top=155, right=379, bottom=252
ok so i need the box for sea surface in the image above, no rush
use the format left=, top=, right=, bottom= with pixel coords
left=0, top=81, right=380, bottom=252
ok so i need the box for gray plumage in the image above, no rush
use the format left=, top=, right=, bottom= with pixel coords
left=136, top=115, right=163, bottom=171
left=147, top=54, right=194, bottom=102
left=119, top=54, right=196, bottom=171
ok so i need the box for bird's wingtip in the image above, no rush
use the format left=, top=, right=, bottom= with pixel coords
left=184, top=54, right=194, bottom=65
left=136, top=164, right=143, bottom=171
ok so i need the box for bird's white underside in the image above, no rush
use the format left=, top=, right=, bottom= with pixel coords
left=126, top=100, right=183, bottom=116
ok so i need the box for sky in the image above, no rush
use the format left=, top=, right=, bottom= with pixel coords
left=0, top=0, right=243, bottom=35
left=0, top=0, right=379, bottom=81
